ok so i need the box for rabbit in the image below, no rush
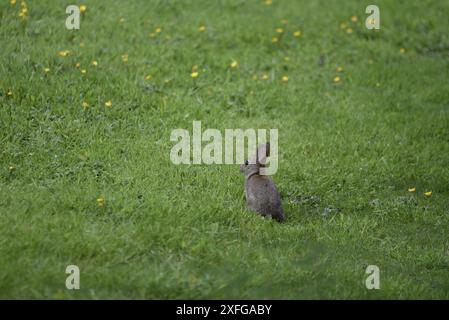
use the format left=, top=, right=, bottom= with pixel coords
left=240, top=143, right=284, bottom=222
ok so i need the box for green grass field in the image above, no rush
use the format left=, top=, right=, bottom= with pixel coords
left=1, top=0, right=449, bottom=299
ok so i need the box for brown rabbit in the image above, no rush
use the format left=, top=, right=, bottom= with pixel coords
left=240, top=143, right=284, bottom=222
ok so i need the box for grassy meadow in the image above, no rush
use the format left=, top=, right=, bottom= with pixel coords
left=1, top=0, right=449, bottom=299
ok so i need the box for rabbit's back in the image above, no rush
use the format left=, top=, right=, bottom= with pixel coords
left=245, top=175, right=284, bottom=222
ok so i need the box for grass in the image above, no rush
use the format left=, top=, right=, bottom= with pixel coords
left=1, top=0, right=449, bottom=299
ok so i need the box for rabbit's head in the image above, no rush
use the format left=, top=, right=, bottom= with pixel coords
left=240, top=143, right=270, bottom=178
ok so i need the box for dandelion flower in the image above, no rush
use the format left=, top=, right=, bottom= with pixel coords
left=191, top=71, right=199, bottom=78
left=145, top=74, right=152, bottom=81
left=271, top=36, right=279, bottom=43
left=293, top=30, right=301, bottom=37
left=104, top=100, right=112, bottom=108
left=149, top=32, right=156, bottom=38
left=265, top=0, right=273, bottom=5
left=351, top=15, right=358, bottom=22
left=44, top=67, right=50, bottom=73
left=284, top=56, right=290, bottom=62
left=400, top=48, right=406, bottom=54
left=333, top=76, right=341, bottom=83
left=261, top=74, right=269, bottom=80
left=340, top=22, right=347, bottom=29
left=6, top=90, right=13, bottom=96
left=79, top=5, right=87, bottom=13
left=230, top=60, right=238, bottom=68
left=164, top=79, right=171, bottom=84
left=11, top=0, right=17, bottom=5
left=82, top=101, right=89, bottom=110
left=424, top=191, right=432, bottom=197
left=9, top=165, right=16, bottom=172
left=58, top=50, right=70, bottom=57
left=96, top=196, right=105, bottom=207
left=80, top=69, right=87, bottom=75
left=275, top=28, right=284, bottom=33
left=91, top=60, right=98, bottom=67
left=281, top=75, right=289, bottom=82
left=252, top=74, right=258, bottom=80
left=18, top=4, right=28, bottom=19
left=155, top=27, right=162, bottom=33
left=119, top=17, right=125, bottom=23
left=121, top=54, right=129, bottom=63
left=198, top=25, right=206, bottom=32
left=346, top=27, right=353, bottom=34
left=408, top=187, right=416, bottom=192
left=79, top=42, right=85, bottom=48
left=336, top=66, right=343, bottom=72
left=75, top=62, right=81, bottom=68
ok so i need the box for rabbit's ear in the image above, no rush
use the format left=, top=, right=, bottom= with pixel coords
left=257, top=143, right=270, bottom=165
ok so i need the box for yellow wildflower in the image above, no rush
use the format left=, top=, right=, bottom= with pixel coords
left=281, top=75, right=289, bottom=82
left=58, top=50, right=70, bottom=57
left=82, top=101, right=89, bottom=110
left=261, top=74, right=269, bottom=80
left=11, top=0, right=17, bottom=5
left=6, top=90, right=13, bottom=96
left=91, top=60, right=98, bottom=67
left=79, top=5, right=87, bottom=13
left=230, top=60, right=238, bottom=68
left=44, top=67, right=50, bottom=73
left=408, top=187, right=416, bottom=192
left=275, top=28, right=284, bottom=33
left=199, top=25, right=206, bottom=32
left=265, top=0, right=272, bottom=5
left=104, top=100, right=112, bottom=108
left=145, top=74, right=152, bottom=81
left=293, top=30, right=301, bottom=37
left=80, top=69, right=87, bottom=75
left=271, top=36, right=279, bottom=43
left=191, top=71, right=199, bottom=78
left=121, top=54, right=129, bottom=63
left=96, top=196, right=105, bottom=207
left=400, top=48, right=406, bottom=54
left=9, top=165, right=16, bottom=172
left=155, top=27, right=162, bottom=33
left=346, top=27, right=353, bottom=34
left=424, top=191, right=432, bottom=197
left=336, top=66, right=344, bottom=72
left=351, top=16, right=358, bottom=22
left=119, top=17, right=125, bottom=23
left=333, top=76, right=341, bottom=83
